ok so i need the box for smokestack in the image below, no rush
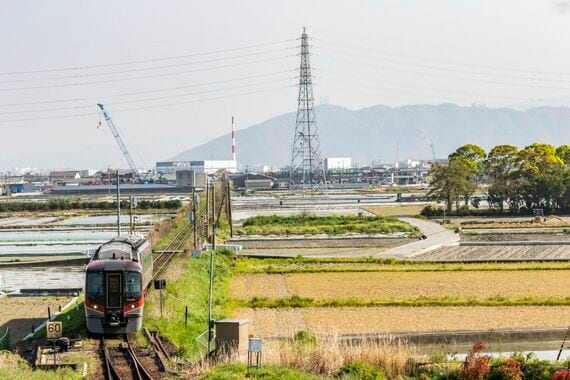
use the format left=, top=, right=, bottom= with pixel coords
left=231, top=116, right=236, bottom=162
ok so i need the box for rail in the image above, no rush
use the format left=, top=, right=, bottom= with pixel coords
left=151, top=221, right=192, bottom=282
left=102, top=335, right=155, bottom=380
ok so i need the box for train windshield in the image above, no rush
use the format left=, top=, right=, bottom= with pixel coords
left=86, top=271, right=104, bottom=299
left=125, top=271, right=142, bottom=299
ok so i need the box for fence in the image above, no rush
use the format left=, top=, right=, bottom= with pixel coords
left=0, top=327, right=9, bottom=350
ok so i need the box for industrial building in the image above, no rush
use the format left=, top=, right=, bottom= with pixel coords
left=324, top=157, right=352, bottom=172
left=230, top=173, right=275, bottom=190
left=175, top=170, right=208, bottom=188
left=156, top=160, right=237, bottom=175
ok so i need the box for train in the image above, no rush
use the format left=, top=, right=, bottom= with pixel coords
left=84, top=235, right=153, bottom=334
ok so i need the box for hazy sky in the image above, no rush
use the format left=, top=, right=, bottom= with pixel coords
left=2, top=0, right=570, bottom=171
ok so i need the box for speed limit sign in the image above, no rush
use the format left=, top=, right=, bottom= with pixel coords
left=46, top=321, right=63, bottom=339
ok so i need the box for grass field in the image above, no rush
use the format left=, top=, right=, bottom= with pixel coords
left=231, top=271, right=570, bottom=301
left=234, top=306, right=570, bottom=338
left=234, top=257, right=570, bottom=274
left=236, top=214, right=419, bottom=236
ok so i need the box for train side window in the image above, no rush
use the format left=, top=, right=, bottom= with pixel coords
left=125, top=272, right=142, bottom=299
left=86, top=272, right=104, bottom=298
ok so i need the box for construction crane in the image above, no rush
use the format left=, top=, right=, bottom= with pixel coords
left=418, top=129, right=436, bottom=162
left=97, top=103, right=141, bottom=182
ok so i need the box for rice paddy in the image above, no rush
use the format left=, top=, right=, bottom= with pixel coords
left=231, top=270, right=570, bottom=301
left=235, top=306, right=570, bottom=338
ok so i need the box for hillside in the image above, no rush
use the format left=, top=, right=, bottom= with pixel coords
left=171, top=104, right=570, bottom=167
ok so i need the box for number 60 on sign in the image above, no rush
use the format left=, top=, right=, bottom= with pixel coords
left=46, top=321, right=62, bottom=339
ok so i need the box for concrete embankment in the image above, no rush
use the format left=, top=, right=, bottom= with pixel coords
left=336, top=327, right=570, bottom=347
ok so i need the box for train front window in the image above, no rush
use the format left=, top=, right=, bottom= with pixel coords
left=86, top=272, right=104, bottom=299
left=125, top=271, right=142, bottom=299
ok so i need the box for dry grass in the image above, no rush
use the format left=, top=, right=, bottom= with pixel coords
left=231, top=270, right=570, bottom=300
left=234, top=306, right=570, bottom=338
left=262, top=336, right=415, bottom=378
left=364, top=205, right=426, bottom=216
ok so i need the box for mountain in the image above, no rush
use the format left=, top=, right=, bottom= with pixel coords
left=170, top=104, right=570, bottom=167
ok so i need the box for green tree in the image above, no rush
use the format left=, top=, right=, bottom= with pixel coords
left=449, top=144, right=487, bottom=172
left=556, top=144, right=570, bottom=166
left=428, top=159, right=477, bottom=212
left=484, top=145, right=520, bottom=212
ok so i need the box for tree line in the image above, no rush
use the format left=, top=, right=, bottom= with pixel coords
left=426, top=143, right=570, bottom=215
left=0, top=198, right=182, bottom=212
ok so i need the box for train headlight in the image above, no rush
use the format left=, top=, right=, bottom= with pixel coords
left=131, top=304, right=135, bottom=309
left=93, top=304, right=98, bottom=309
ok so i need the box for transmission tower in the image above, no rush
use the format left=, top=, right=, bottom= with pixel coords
left=290, top=27, right=326, bottom=189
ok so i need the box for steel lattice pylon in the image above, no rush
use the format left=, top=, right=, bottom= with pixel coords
left=289, top=27, right=326, bottom=189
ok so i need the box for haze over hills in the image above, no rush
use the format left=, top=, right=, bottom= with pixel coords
left=171, top=103, right=570, bottom=168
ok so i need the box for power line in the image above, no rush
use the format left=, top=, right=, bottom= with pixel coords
left=0, top=46, right=297, bottom=84
left=0, top=54, right=297, bottom=92
left=316, top=53, right=570, bottom=91
left=0, top=77, right=292, bottom=115
left=315, top=37, right=570, bottom=77
left=0, top=69, right=293, bottom=108
left=316, top=45, right=570, bottom=84
left=0, top=38, right=297, bottom=76
left=0, top=85, right=293, bottom=124
left=317, top=67, right=534, bottom=101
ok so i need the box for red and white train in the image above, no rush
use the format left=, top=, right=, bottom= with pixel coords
left=84, top=236, right=153, bottom=334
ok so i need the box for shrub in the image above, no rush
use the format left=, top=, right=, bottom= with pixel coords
left=459, top=342, right=490, bottom=380
left=420, top=205, right=444, bottom=217
left=552, top=369, right=570, bottom=380
left=335, top=361, right=387, bottom=380
left=497, top=358, right=522, bottom=380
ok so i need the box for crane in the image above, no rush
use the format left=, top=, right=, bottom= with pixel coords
left=418, top=129, right=436, bottom=162
left=97, top=103, right=141, bottom=182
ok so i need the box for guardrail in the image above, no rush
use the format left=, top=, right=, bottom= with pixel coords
left=0, top=327, right=9, bottom=350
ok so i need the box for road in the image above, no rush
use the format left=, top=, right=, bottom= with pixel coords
left=374, top=217, right=460, bottom=259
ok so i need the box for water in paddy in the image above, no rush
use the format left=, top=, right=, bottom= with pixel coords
left=0, top=266, right=85, bottom=293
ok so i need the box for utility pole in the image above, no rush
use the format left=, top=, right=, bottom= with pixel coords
left=116, top=170, right=121, bottom=236
left=226, top=178, right=233, bottom=238
left=290, top=27, right=325, bottom=190
left=207, top=182, right=215, bottom=357
left=192, top=187, right=197, bottom=249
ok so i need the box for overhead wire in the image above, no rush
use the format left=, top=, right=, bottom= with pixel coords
left=0, top=76, right=293, bottom=115
left=0, top=46, right=298, bottom=84
left=0, top=85, right=293, bottom=124
left=0, top=54, right=297, bottom=92
left=0, top=69, right=293, bottom=108
left=0, top=38, right=297, bottom=76
left=314, top=37, right=570, bottom=77
left=315, top=52, right=570, bottom=91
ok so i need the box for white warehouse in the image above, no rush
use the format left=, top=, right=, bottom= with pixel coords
left=324, top=157, right=352, bottom=171
left=156, top=160, right=237, bottom=174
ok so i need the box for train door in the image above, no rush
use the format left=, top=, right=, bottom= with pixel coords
left=106, top=273, right=122, bottom=310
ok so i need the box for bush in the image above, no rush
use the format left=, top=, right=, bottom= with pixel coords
left=336, top=361, right=387, bottom=380
left=420, top=205, right=444, bottom=217
left=552, top=369, right=570, bottom=380
left=459, top=342, right=490, bottom=380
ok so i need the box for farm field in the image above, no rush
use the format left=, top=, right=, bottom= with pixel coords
left=236, top=214, right=419, bottom=236
left=235, top=306, right=570, bottom=338
left=0, top=296, right=72, bottom=342
left=231, top=270, right=570, bottom=301
left=364, top=204, right=425, bottom=216
left=413, top=245, right=570, bottom=261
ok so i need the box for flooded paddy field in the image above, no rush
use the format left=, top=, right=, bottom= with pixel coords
left=0, top=212, right=171, bottom=294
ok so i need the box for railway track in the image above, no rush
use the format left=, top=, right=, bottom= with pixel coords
left=102, top=334, right=155, bottom=380
left=151, top=221, right=192, bottom=281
